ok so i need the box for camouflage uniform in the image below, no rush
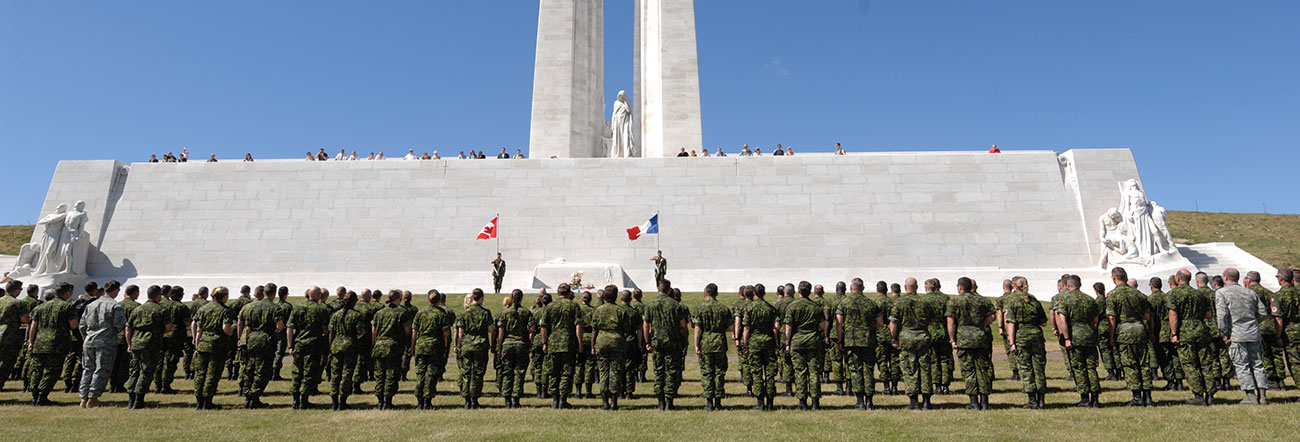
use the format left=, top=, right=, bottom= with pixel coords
left=538, top=297, right=581, bottom=401
left=0, top=294, right=31, bottom=389
left=591, top=302, right=631, bottom=399
left=154, top=297, right=189, bottom=392
left=1107, top=285, right=1154, bottom=392
left=785, top=297, right=825, bottom=404
left=731, top=296, right=753, bottom=393
left=995, top=292, right=1020, bottom=380
left=1199, top=286, right=1231, bottom=383
left=644, top=293, right=689, bottom=401
left=272, top=297, right=293, bottom=380
left=456, top=303, right=493, bottom=401
left=692, top=297, right=731, bottom=401
left=529, top=304, right=549, bottom=396
left=1056, top=290, right=1102, bottom=396
left=224, top=295, right=252, bottom=380
left=239, top=299, right=280, bottom=399
left=29, top=297, right=77, bottom=398
left=496, top=304, right=532, bottom=401
left=192, top=301, right=232, bottom=401
left=491, top=258, right=506, bottom=294
left=1167, top=284, right=1217, bottom=400
left=620, top=301, right=642, bottom=396
left=371, top=303, right=409, bottom=405
left=824, top=292, right=846, bottom=389
left=745, top=298, right=779, bottom=401
left=184, top=297, right=208, bottom=379
left=16, top=293, right=43, bottom=390
left=1005, top=293, right=1047, bottom=395
left=773, top=295, right=795, bottom=388
left=1148, top=289, right=1183, bottom=385
left=1095, top=292, right=1119, bottom=378
left=923, top=291, right=954, bottom=390
left=400, top=301, right=417, bottom=381
left=838, top=291, right=881, bottom=399
left=62, top=294, right=91, bottom=392
left=412, top=303, right=452, bottom=403
left=329, top=305, right=366, bottom=405
left=126, top=299, right=168, bottom=397
left=1051, top=291, right=1077, bottom=381
left=575, top=300, right=596, bottom=397
left=1270, top=285, right=1300, bottom=389
left=890, top=292, right=934, bottom=398
left=351, top=300, right=378, bottom=387
left=947, top=291, right=995, bottom=397
left=289, top=300, right=330, bottom=403
left=874, top=293, right=901, bottom=389
left=1250, top=284, right=1283, bottom=384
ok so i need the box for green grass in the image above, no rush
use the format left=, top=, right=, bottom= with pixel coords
left=1167, top=210, right=1300, bottom=269
left=0, top=225, right=29, bottom=256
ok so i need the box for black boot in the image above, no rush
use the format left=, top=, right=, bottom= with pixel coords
left=195, top=396, right=204, bottom=410
left=338, top=395, right=349, bottom=410
left=921, top=394, right=932, bottom=410
left=292, top=393, right=300, bottom=410
left=663, top=396, right=673, bottom=411
left=980, top=394, right=990, bottom=410
left=908, top=395, right=919, bottom=410
left=656, top=395, right=665, bottom=411
left=375, top=394, right=386, bottom=410
left=206, top=397, right=222, bottom=410
left=746, top=386, right=754, bottom=397
left=785, top=384, right=793, bottom=397
left=703, top=395, right=713, bottom=411
left=865, top=395, right=875, bottom=410
left=1038, top=392, right=1047, bottom=409
left=601, top=394, right=610, bottom=410
left=855, top=393, right=865, bottom=410
left=1144, top=390, right=1154, bottom=407
left=1126, top=390, right=1142, bottom=407
left=1077, top=393, right=1090, bottom=407
left=755, top=395, right=766, bottom=411
left=332, top=395, right=340, bottom=411
left=834, top=382, right=844, bottom=396
left=353, top=384, right=363, bottom=395
left=300, top=395, right=313, bottom=409
left=798, top=398, right=808, bottom=410
left=610, top=395, right=619, bottom=410
left=811, top=397, right=820, bottom=410
left=968, top=395, right=980, bottom=410
left=1021, top=392, right=1036, bottom=409
left=1204, top=391, right=1214, bottom=406
left=765, top=395, right=774, bottom=410
left=1185, top=393, right=1204, bottom=406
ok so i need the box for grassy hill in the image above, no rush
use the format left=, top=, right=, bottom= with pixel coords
left=0, top=225, right=29, bottom=256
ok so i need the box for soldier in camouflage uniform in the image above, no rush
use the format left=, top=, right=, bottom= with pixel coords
left=1093, top=282, right=1120, bottom=381
left=182, top=286, right=208, bottom=380
left=372, top=290, right=411, bottom=409
left=652, top=250, right=667, bottom=287
left=351, top=289, right=377, bottom=392
left=890, top=278, right=934, bottom=410
left=693, top=283, right=732, bottom=411
left=1107, top=267, right=1156, bottom=406
left=825, top=282, right=847, bottom=395
left=0, top=280, right=32, bottom=392
left=399, top=291, right=417, bottom=383
left=496, top=289, right=533, bottom=409
left=619, top=290, right=643, bottom=398
left=1196, top=272, right=1232, bottom=389
left=1005, top=276, right=1047, bottom=409
left=773, top=284, right=795, bottom=397
left=631, top=289, right=649, bottom=382
left=1055, top=275, right=1102, bottom=408
left=743, top=285, right=779, bottom=410
left=61, top=285, right=94, bottom=393
left=590, top=285, right=633, bottom=410
left=224, top=285, right=253, bottom=381
left=492, top=253, right=506, bottom=294
left=125, top=285, right=170, bottom=409
left=1167, top=270, right=1217, bottom=405
left=731, top=286, right=753, bottom=397
left=191, top=286, right=233, bottom=410
left=329, top=291, right=366, bottom=410
left=1148, top=278, right=1184, bottom=391
left=239, top=285, right=282, bottom=409
left=530, top=291, right=551, bottom=398
left=288, top=287, right=331, bottom=409
left=995, top=280, right=1020, bottom=382
left=947, top=277, right=995, bottom=410
left=784, top=281, right=827, bottom=410
left=16, top=284, right=43, bottom=392
left=644, top=279, right=690, bottom=410
left=1272, top=269, right=1300, bottom=397
left=575, top=291, right=597, bottom=399
left=26, top=283, right=78, bottom=406
left=456, top=289, right=494, bottom=409
left=837, top=279, right=882, bottom=410
left=1244, top=271, right=1284, bottom=388
left=271, top=284, right=292, bottom=381
left=412, top=290, right=452, bottom=409
left=922, top=279, right=953, bottom=394
left=873, top=282, right=900, bottom=394
left=154, top=286, right=190, bottom=395
left=539, top=284, right=583, bottom=408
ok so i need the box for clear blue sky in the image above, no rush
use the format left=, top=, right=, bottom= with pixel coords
left=1, top=1, right=1296, bottom=225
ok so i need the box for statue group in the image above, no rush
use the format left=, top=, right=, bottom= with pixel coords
left=9, top=201, right=90, bottom=279
left=1098, top=179, right=1178, bottom=268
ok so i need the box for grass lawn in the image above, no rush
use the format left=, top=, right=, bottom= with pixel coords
left=3, top=295, right=1299, bottom=441
left=0, top=225, right=29, bottom=256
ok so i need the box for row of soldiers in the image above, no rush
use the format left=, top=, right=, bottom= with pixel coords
left=3, top=267, right=1298, bottom=410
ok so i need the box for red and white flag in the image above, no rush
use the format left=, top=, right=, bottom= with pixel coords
left=476, top=217, right=498, bottom=241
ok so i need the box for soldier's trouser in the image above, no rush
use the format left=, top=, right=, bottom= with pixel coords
left=500, top=344, right=529, bottom=399
left=330, top=351, right=357, bottom=399
left=699, top=351, right=727, bottom=399
left=62, top=347, right=82, bottom=390
left=182, top=339, right=195, bottom=376
left=546, top=350, right=576, bottom=399
left=274, top=335, right=288, bottom=379
left=0, top=342, right=20, bottom=388
left=1228, top=341, right=1268, bottom=391
left=901, top=347, right=933, bottom=396
left=826, top=340, right=844, bottom=382
left=750, top=346, right=777, bottom=397
left=13, top=340, right=28, bottom=381
left=791, top=348, right=824, bottom=400
left=1118, top=342, right=1153, bottom=390
left=876, top=342, right=899, bottom=381
left=400, top=344, right=412, bottom=380
left=639, top=351, right=648, bottom=379
left=1154, top=342, right=1182, bottom=381
left=414, top=354, right=438, bottom=399
left=291, top=345, right=325, bottom=396
left=30, top=353, right=63, bottom=393
left=958, top=348, right=993, bottom=396
left=530, top=347, right=547, bottom=386
left=652, top=348, right=683, bottom=397
left=1178, top=342, right=1217, bottom=396
left=1000, top=333, right=1018, bottom=377
left=845, top=346, right=876, bottom=395
left=574, top=350, right=590, bottom=388
left=79, top=346, right=115, bottom=399
left=460, top=349, right=488, bottom=399
left=1098, top=335, right=1118, bottom=375
left=1016, top=342, right=1047, bottom=393
left=110, top=344, right=130, bottom=391
left=1067, top=346, right=1100, bottom=394
left=930, top=340, right=952, bottom=386
left=193, top=351, right=227, bottom=397
left=597, top=347, right=625, bottom=396
left=622, top=345, right=640, bottom=394
left=1260, top=334, right=1281, bottom=380
left=738, top=345, right=752, bottom=390
left=1061, top=335, right=1076, bottom=377
left=226, top=347, right=241, bottom=381
left=1287, top=340, right=1300, bottom=387
left=242, top=348, right=274, bottom=395
left=155, top=340, right=181, bottom=388
left=1216, top=341, right=1232, bottom=379
left=374, top=352, right=401, bottom=399
left=127, top=350, right=161, bottom=394
left=352, top=340, right=374, bottom=385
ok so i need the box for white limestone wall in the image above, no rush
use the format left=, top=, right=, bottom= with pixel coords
left=635, top=0, right=703, bottom=157
left=32, top=149, right=1152, bottom=293
left=528, top=0, right=605, bottom=159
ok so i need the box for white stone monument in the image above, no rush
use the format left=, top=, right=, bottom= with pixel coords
left=8, top=200, right=91, bottom=287
left=635, top=0, right=704, bottom=158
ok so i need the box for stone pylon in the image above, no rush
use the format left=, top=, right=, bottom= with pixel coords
left=529, top=0, right=606, bottom=159
left=635, top=0, right=702, bottom=158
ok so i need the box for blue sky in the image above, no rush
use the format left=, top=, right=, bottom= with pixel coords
left=1, top=1, right=1296, bottom=224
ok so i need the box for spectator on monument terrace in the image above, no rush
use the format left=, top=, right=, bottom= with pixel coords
left=243, top=153, right=254, bottom=162
left=835, top=143, right=846, bottom=155
left=334, top=149, right=346, bottom=161
left=690, top=149, right=698, bottom=157
left=316, top=148, right=329, bottom=161
left=458, top=151, right=467, bottom=159
left=349, top=151, right=358, bottom=160
left=164, top=152, right=176, bottom=162
left=515, top=149, right=526, bottom=159
left=715, top=147, right=726, bottom=157
left=180, top=147, right=190, bottom=162
left=740, top=144, right=753, bottom=156
left=755, top=147, right=763, bottom=156
left=677, top=148, right=689, bottom=157
left=700, top=149, right=710, bottom=157
left=773, top=144, right=785, bottom=156
left=305, top=152, right=315, bottom=161
left=498, top=147, right=510, bottom=159
left=366, top=152, right=375, bottom=160
left=785, top=146, right=794, bottom=156
left=404, top=149, right=416, bottom=160
left=988, top=144, right=1001, bottom=154
left=377, top=151, right=386, bottom=159
left=206, top=154, right=217, bottom=163
left=149, top=154, right=159, bottom=163
left=479, top=150, right=488, bottom=159
left=432, top=151, right=441, bottom=160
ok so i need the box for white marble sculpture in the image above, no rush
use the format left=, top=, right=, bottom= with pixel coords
left=1099, top=180, right=1177, bottom=268
left=610, top=90, right=637, bottom=157
left=9, top=201, right=89, bottom=279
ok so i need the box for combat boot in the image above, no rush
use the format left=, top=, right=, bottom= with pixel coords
left=908, top=395, right=919, bottom=410
left=338, top=395, right=350, bottom=410
left=1204, top=391, right=1214, bottom=406
left=1076, top=393, right=1090, bottom=408
left=206, top=397, right=222, bottom=410
left=811, top=398, right=820, bottom=410
left=124, top=393, right=138, bottom=408
left=968, top=395, right=980, bottom=409
left=375, top=394, right=386, bottom=410
left=195, top=396, right=204, bottom=410
left=855, top=393, right=865, bottom=410
left=703, top=396, right=713, bottom=411
left=332, top=395, right=340, bottom=411
left=921, top=394, right=932, bottom=410
left=1021, top=393, right=1036, bottom=409
left=765, top=395, right=774, bottom=410
left=864, top=395, right=875, bottom=410
left=1010, top=372, right=1021, bottom=381
left=1089, top=393, right=1099, bottom=408
left=755, top=395, right=765, bottom=411
left=610, top=396, right=619, bottom=411
left=1239, top=390, right=1258, bottom=405
left=300, top=395, right=313, bottom=409
left=834, top=382, right=844, bottom=396
left=656, top=395, right=665, bottom=410
left=1185, top=393, right=1205, bottom=406
left=292, top=393, right=301, bottom=409
left=385, top=395, right=395, bottom=410
left=797, top=398, right=808, bottom=410
left=663, top=396, right=673, bottom=411
left=980, top=394, right=990, bottom=410
left=1126, top=390, right=1142, bottom=406
left=353, top=384, right=363, bottom=395
left=1143, top=390, right=1154, bottom=407
left=1036, top=391, right=1046, bottom=409
left=1258, top=389, right=1268, bottom=405
left=249, top=394, right=266, bottom=409
left=746, top=386, right=754, bottom=397
left=784, top=383, right=793, bottom=397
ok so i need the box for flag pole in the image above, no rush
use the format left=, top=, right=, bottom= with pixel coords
left=495, top=213, right=500, bottom=255
left=655, top=211, right=660, bottom=251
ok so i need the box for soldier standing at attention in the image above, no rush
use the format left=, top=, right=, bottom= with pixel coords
left=1005, top=276, right=1048, bottom=409
left=873, top=281, right=900, bottom=394
left=743, top=285, right=779, bottom=411
left=1272, top=269, right=1300, bottom=396
left=996, top=280, right=1020, bottom=382
left=456, top=289, right=494, bottom=409
left=496, top=289, right=533, bottom=409
left=590, top=285, right=632, bottom=410
left=825, top=282, right=847, bottom=395
left=618, top=290, right=643, bottom=399
left=25, top=283, right=78, bottom=406
left=329, top=291, right=365, bottom=410
left=784, top=281, right=828, bottom=410
left=191, top=286, right=234, bottom=410
left=631, top=289, right=649, bottom=382
left=1244, top=271, right=1283, bottom=389
left=946, top=277, right=996, bottom=410
left=1167, top=270, right=1216, bottom=405
left=124, top=285, right=170, bottom=409
left=239, top=285, right=282, bottom=409
left=271, top=284, right=292, bottom=381
left=411, top=289, right=452, bottom=409
left=1148, top=277, right=1184, bottom=391
left=372, top=290, right=411, bottom=409
left=17, top=284, right=43, bottom=393
left=1196, top=272, right=1231, bottom=390
left=351, top=289, right=376, bottom=393
left=652, top=250, right=668, bottom=287
left=644, top=279, right=689, bottom=410
left=182, top=286, right=208, bottom=380
left=731, top=286, right=754, bottom=397
left=153, top=286, right=189, bottom=395
left=225, top=285, right=253, bottom=381
left=1049, top=276, right=1076, bottom=385
left=1107, top=266, right=1156, bottom=407
left=693, top=283, right=731, bottom=411
left=491, top=253, right=506, bottom=295
left=288, top=287, right=330, bottom=409
left=890, top=278, right=934, bottom=410
left=1055, top=275, right=1102, bottom=408
left=837, top=278, right=883, bottom=410
left=0, top=280, right=32, bottom=392
left=530, top=291, right=552, bottom=398
left=538, top=284, right=583, bottom=408
left=1094, top=282, right=1121, bottom=381
left=775, top=283, right=796, bottom=397
left=575, top=291, right=597, bottom=399
left=399, top=291, right=417, bottom=382
left=921, top=279, right=953, bottom=394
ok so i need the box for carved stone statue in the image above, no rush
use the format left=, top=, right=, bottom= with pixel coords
left=9, top=201, right=90, bottom=279
left=1099, top=180, right=1178, bottom=269
left=610, top=90, right=636, bottom=158
left=33, top=204, right=68, bottom=275
left=61, top=201, right=89, bottom=275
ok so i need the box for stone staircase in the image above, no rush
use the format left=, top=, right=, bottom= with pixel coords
left=1177, top=242, right=1280, bottom=289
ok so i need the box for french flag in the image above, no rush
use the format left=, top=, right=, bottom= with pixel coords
left=626, top=214, right=658, bottom=241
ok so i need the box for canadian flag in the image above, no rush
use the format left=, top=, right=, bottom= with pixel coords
left=476, top=217, right=498, bottom=241
left=626, top=214, right=659, bottom=241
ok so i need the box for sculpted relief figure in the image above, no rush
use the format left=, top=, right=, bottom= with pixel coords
left=610, top=90, right=637, bottom=158
left=1099, top=180, right=1177, bottom=269
left=33, top=204, right=68, bottom=275
left=60, top=201, right=89, bottom=275
left=9, top=201, right=89, bottom=279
